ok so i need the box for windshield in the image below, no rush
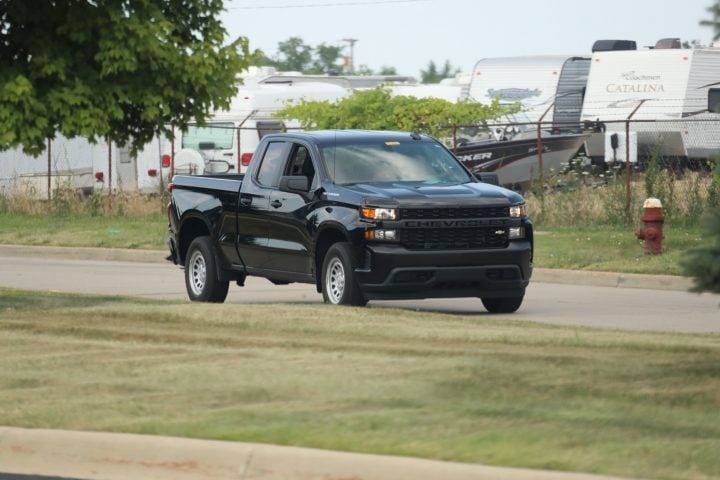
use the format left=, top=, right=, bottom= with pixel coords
left=182, top=123, right=235, bottom=150
left=320, top=140, right=472, bottom=185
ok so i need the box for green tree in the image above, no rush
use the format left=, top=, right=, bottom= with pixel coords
left=311, top=43, right=343, bottom=74
left=420, top=60, right=459, bottom=84
left=378, top=65, right=398, bottom=75
left=0, top=0, right=250, bottom=155
left=700, top=1, right=720, bottom=40
left=682, top=163, right=720, bottom=294
left=273, top=36, right=313, bottom=72
left=275, top=87, right=515, bottom=140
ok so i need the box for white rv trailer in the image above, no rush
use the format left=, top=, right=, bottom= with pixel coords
left=467, top=55, right=591, bottom=128
left=580, top=45, right=720, bottom=164
left=0, top=134, right=170, bottom=197
left=169, top=80, right=352, bottom=175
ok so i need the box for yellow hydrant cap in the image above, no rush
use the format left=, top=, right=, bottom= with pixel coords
left=643, top=197, right=663, bottom=209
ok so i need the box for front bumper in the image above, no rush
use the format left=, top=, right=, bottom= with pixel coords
left=354, top=241, right=532, bottom=300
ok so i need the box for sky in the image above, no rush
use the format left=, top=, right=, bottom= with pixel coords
left=222, top=0, right=716, bottom=77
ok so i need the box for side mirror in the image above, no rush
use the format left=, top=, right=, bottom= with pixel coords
left=279, top=175, right=310, bottom=193
left=475, top=172, right=499, bottom=185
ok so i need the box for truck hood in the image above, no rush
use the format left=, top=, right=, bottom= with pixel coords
left=339, top=182, right=523, bottom=207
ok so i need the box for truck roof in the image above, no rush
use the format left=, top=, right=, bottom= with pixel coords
left=262, top=129, right=432, bottom=146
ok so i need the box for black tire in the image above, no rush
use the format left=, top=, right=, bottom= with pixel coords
left=321, top=242, right=367, bottom=306
left=481, top=295, right=524, bottom=314
left=184, top=236, right=229, bottom=303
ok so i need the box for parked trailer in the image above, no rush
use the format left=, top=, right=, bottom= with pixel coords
left=467, top=55, right=591, bottom=129
left=580, top=43, right=720, bottom=166
left=0, top=135, right=170, bottom=197
left=168, top=80, right=352, bottom=176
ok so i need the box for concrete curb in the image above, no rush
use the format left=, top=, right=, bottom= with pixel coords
left=0, top=244, right=694, bottom=292
left=532, top=267, right=693, bottom=291
left=0, top=244, right=164, bottom=264
left=0, top=427, right=632, bottom=480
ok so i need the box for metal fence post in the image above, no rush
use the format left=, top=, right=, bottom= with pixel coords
left=625, top=119, right=631, bottom=224
left=47, top=138, right=51, bottom=201
left=107, top=138, right=113, bottom=213
left=452, top=125, right=457, bottom=155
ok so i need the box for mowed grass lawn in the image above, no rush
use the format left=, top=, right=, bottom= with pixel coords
left=1, top=289, right=719, bottom=479
left=0, top=212, right=707, bottom=275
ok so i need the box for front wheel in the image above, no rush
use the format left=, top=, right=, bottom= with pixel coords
left=184, top=236, right=229, bottom=303
left=481, top=295, right=524, bottom=314
left=321, top=243, right=367, bottom=306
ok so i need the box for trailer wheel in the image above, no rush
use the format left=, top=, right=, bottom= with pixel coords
left=481, top=295, right=524, bottom=314
left=185, top=236, right=229, bottom=303
left=321, top=243, right=367, bottom=306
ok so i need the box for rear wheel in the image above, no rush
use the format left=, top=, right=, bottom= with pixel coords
left=184, top=236, right=229, bottom=303
left=481, top=295, right=524, bottom=314
left=321, top=243, right=367, bottom=306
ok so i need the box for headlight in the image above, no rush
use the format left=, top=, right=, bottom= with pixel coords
left=509, top=204, right=526, bottom=218
left=361, top=207, right=397, bottom=221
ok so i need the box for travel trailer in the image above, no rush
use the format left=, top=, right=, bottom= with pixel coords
left=168, top=80, right=353, bottom=175
left=580, top=40, right=720, bottom=165
left=0, top=134, right=170, bottom=198
left=467, top=55, right=591, bottom=129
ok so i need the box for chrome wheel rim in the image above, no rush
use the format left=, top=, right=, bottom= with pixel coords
left=188, top=250, right=207, bottom=296
left=325, top=257, right=345, bottom=304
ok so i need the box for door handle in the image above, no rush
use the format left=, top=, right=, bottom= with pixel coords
left=239, top=196, right=252, bottom=207
left=270, top=199, right=283, bottom=208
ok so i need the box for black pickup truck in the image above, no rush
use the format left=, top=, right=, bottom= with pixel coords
left=167, top=130, right=533, bottom=313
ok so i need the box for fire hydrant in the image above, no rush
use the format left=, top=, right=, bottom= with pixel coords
left=635, top=198, right=665, bottom=255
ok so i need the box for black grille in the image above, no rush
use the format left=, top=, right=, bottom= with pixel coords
left=401, top=227, right=509, bottom=250
left=400, top=206, right=509, bottom=219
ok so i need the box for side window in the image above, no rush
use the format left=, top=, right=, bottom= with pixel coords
left=285, top=144, right=315, bottom=181
left=709, top=88, right=720, bottom=113
left=256, top=142, right=287, bottom=187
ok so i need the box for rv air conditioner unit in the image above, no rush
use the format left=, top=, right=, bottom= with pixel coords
left=591, top=40, right=637, bottom=53
left=655, top=38, right=681, bottom=49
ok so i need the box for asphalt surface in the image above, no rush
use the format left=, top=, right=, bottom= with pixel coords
left=0, top=244, right=717, bottom=333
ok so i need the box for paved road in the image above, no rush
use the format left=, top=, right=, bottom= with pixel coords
left=1, top=251, right=717, bottom=333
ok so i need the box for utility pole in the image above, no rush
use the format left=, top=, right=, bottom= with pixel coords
left=341, top=38, right=357, bottom=74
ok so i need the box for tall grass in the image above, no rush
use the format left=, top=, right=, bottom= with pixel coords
left=0, top=188, right=169, bottom=218
left=527, top=160, right=720, bottom=228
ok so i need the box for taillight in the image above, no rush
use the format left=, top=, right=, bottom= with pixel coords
left=95, top=172, right=104, bottom=182
left=147, top=169, right=157, bottom=177
left=161, top=154, right=171, bottom=168
left=241, top=153, right=253, bottom=167
left=167, top=183, right=173, bottom=193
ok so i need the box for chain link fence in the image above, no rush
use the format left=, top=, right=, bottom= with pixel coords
left=2, top=119, right=718, bottom=226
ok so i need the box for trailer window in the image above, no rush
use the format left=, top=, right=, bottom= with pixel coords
left=709, top=89, right=720, bottom=113
left=183, top=123, right=234, bottom=150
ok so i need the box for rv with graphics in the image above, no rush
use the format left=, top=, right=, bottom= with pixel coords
left=580, top=39, right=720, bottom=166
left=468, top=55, right=591, bottom=129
